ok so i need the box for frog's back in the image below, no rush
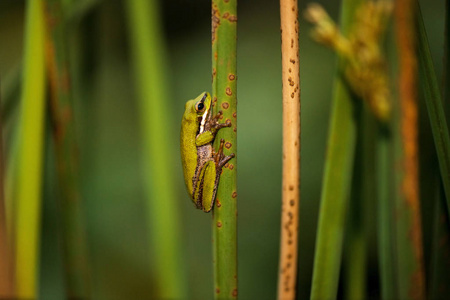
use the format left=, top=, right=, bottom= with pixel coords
left=180, top=102, right=198, bottom=198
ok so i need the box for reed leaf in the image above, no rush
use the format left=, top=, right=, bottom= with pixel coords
left=15, top=0, right=47, bottom=297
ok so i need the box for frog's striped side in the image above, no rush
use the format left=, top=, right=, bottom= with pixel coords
left=180, top=92, right=213, bottom=203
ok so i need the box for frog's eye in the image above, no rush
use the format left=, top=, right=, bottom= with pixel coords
left=195, top=101, right=205, bottom=112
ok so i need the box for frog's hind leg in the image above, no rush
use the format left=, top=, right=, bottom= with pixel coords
left=201, top=161, right=218, bottom=212
left=192, top=162, right=208, bottom=209
left=201, top=139, right=235, bottom=212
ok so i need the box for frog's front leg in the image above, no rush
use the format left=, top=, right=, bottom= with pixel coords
left=209, top=110, right=231, bottom=131
left=196, top=111, right=231, bottom=147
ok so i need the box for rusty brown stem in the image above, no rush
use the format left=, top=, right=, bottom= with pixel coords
left=43, top=0, right=91, bottom=297
left=277, top=0, right=300, bottom=299
left=392, top=0, right=425, bottom=299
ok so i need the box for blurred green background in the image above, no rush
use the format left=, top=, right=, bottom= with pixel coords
left=0, top=0, right=445, bottom=299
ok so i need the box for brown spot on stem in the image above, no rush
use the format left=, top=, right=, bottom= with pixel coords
left=289, top=68, right=292, bottom=73
left=291, top=92, right=295, bottom=98
left=217, top=221, right=222, bottom=228
left=291, top=39, right=294, bottom=48
left=289, top=185, right=294, bottom=191
left=233, top=127, right=237, bottom=132
left=232, top=191, right=237, bottom=198
left=232, top=112, right=237, bottom=118
left=229, top=164, right=234, bottom=170
left=232, top=289, right=238, bottom=297
left=290, top=199, right=295, bottom=206
left=216, top=199, right=221, bottom=207
left=216, top=288, right=220, bottom=294
left=290, top=58, right=295, bottom=64
left=226, top=87, right=232, bottom=96
left=223, top=12, right=230, bottom=19
left=222, top=102, right=229, bottom=109
left=225, top=142, right=232, bottom=149
left=228, top=15, right=237, bottom=22
left=228, top=74, right=236, bottom=81
left=211, top=6, right=221, bottom=44
left=288, top=77, right=294, bottom=86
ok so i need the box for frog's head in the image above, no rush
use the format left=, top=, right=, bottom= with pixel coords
left=189, top=92, right=212, bottom=133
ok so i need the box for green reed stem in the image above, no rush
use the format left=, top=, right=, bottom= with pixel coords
left=310, top=0, right=361, bottom=299
left=43, top=0, right=91, bottom=297
left=377, top=125, right=397, bottom=299
left=344, top=108, right=375, bottom=300
left=422, top=0, right=450, bottom=297
left=0, top=81, right=14, bottom=299
left=15, top=0, right=47, bottom=297
left=211, top=0, right=238, bottom=299
left=125, top=0, right=186, bottom=298
left=416, top=2, right=450, bottom=217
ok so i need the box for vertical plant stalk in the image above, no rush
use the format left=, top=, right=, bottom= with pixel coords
left=377, top=126, right=397, bottom=299
left=43, top=0, right=91, bottom=297
left=211, top=0, right=238, bottom=298
left=310, top=0, right=361, bottom=299
left=277, top=0, right=300, bottom=299
left=0, top=81, right=14, bottom=298
left=344, top=109, right=375, bottom=300
left=416, top=3, right=450, bottom=217
left=417, top=2, right=450, bottom=297
left=1, top=64, right=21, bottom=125
left=15, top=0, right=47, bottom=298
left=125, top=0, right=186, bottom=298
left=444, top=0, right=450, bottom=117
left=378, top=29, right=398, bottom=300
left=393, top=0, right=425, bottom=299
